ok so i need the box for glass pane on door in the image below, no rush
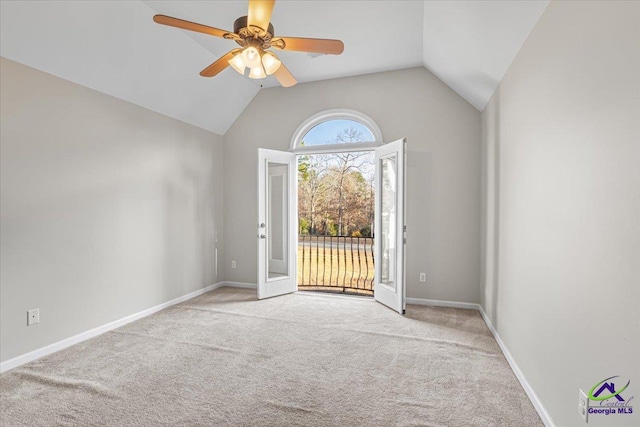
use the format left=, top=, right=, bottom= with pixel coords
left=268, top=162, right=289, bottom=279
left=380, top=155, right=397, bottom=289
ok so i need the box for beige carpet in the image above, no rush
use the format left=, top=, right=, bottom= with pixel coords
left=1, top=287, right=542, bottom=426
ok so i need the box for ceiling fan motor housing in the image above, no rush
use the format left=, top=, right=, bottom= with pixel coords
left=233, top=15, right=275, bottom=47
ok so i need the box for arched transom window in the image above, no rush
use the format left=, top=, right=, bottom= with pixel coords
left=291, top=109, right=383, bottom=154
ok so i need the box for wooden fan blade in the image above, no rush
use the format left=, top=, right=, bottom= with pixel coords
left=200, top=50, right=239, bottom=77
left=247, top=0, right=275, bottom=32
left=153, top=15, right=231, bottom=38
left=271, top=37, right=344, bottom=55
left=273, top=63, right=297, bottom=87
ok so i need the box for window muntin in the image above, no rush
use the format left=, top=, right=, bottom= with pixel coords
left=291, top=109, right=383, bottom=153
left=302, top=120, right=376, bottom=146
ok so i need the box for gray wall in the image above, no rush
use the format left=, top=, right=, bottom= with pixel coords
left=224, top=67, right=482, bottom=302
left=481, top=2, right=639, bottom=426
left=0, top=58, right=224, bottom=362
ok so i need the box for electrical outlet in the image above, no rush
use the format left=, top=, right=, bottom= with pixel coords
left=27, top=309, right=39, bottom=326
left=419, top=273, right=426, bottom=283
left=231, top=260, right=237, bottom=269
left=578, top=389, right=589, bottom=423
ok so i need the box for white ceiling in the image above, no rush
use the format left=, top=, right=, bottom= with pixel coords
left=0, top=1, right=548, bottom=135
left=423, top=1, right=549, bottom=110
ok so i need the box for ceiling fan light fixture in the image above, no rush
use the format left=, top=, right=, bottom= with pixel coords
left=262, top=51, right=282, bottom=75
left=228, top=52, right=246, bottom=75
left=249, top=64, right=266, bottom=79
left=241, top=46, right=262, bottom=69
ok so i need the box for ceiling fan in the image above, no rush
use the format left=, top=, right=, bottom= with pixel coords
left=153, top=0, right=344, bottom=87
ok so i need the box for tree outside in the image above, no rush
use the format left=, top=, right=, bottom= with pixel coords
left=297, top=127, right=375, bottom=237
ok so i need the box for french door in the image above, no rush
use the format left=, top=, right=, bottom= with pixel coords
left=257, top=139, right=406, bottom=313
left=257, top=148, right=298, bottom=299
left=373, top=138, right=406, bottom=314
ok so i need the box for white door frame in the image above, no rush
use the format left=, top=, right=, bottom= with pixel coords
left=373, top=138, right=406, bottom=314
left=257, top=148, right=298, bottom=299
left=257, top=138, right=406, bottom=312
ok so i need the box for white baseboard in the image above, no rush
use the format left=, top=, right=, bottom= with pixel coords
left=0, top=282, right=229, bottom=373
left=405, top=297, right=481, bottom=311
left=219, top=281, right=257, bottom=289
left=406, top=297, right=554, bottom=427
left=478, top=307, right=555, bottom=427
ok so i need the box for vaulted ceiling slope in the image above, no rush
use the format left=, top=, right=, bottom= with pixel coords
left=0, top=1, right=548, bottom=135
